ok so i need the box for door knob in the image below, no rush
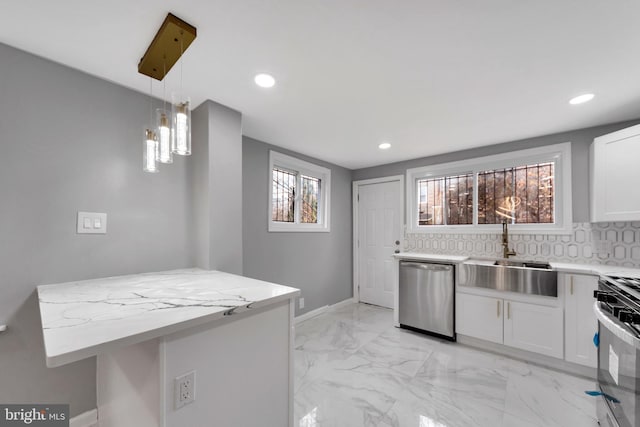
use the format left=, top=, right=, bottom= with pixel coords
left=395, top=240, right=400, bottom=245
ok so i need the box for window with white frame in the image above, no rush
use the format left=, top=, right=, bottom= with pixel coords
left=269, top=151, right=331, bottom=232
left=407, top=143, right=572, bottom=234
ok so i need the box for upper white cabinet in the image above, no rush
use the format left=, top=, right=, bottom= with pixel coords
left=591, top=124, right=640, bottom=222
left=563, top=273, right=598, bottom=368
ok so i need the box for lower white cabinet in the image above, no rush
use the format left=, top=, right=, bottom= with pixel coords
left=503, top=300, right=563, bottom=358
left=564, top=273, right=598, bottom=368
left=457, top=292, right=563, bottom=358
left=456, top=293, right=503, bottom=344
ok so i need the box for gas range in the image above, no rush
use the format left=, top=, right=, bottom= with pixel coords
left=593, top=274, right=640, bottom=427
left=594, top=275, right=640, bottom=338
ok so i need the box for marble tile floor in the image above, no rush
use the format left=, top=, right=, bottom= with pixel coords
left=294, top=303, right=600, bottom=427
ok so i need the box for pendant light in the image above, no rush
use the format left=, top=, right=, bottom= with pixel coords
left=144, top=129, right=159, bottom=173
left=156, top=61, right=173, bottom=164
left=172, top=95, right=191, bottom=155
left=143, top=78, right=159, bottom=173
left=172, top=33, right=191, bottom=156
left=137, top=13, right=197, bottom=172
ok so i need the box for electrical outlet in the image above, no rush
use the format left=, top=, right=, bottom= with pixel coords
left=595, top=239, right=612, bottom=255
left=174, top=370, right=196, bottom=409
left=299, top=297, right=305, bottom=309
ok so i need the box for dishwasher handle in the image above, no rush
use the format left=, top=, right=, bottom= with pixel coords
left=400, top=261, right=452, bottom=272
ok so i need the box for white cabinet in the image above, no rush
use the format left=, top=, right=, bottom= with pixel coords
left=457, top=293, right=503, bottom=344
left=564, top=273, right=598, bottom=368
left=591, top=124, right=640, bottom=222
left=503, top=300, right=563, bottom=358
left=456, top=292, right=563, bottom=358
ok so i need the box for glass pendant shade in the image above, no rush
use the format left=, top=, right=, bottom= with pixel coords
left=156, top=109, right=173, bottom=164
left=143, top=129, right=159, bottom=173
left=172, top=94, right=191, bottom=156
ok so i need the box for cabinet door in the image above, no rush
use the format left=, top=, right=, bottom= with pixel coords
left=564, top=274, right=598, bottom=368
left=456, top=293, right=502, bottom=344
left=504, top=300, right=563, bottom=358
left=591, top=125, right=640, bottom=222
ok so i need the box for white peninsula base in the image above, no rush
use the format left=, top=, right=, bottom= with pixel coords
left=97, top=300, right=294, bottom=427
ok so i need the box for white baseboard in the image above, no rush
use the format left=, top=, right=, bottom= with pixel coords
left=294, top=298, right=355, bottom=324
left=331, top=298, right=355, bottom=309
left=70, top=409, right=97, bottom=427
left=295, top=305, right=329, bottom=324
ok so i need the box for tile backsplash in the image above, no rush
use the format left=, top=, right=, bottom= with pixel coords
left=404, top=222, right=640, bottom=268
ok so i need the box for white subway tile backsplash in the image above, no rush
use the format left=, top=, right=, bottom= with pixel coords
left=404, top=222, right=640, bottom=268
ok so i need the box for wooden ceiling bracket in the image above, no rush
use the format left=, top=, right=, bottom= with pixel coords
left=138, top=13, right=197, bottom=81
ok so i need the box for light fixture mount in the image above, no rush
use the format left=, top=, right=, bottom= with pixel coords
left=138, top=13, right=197, bottom=81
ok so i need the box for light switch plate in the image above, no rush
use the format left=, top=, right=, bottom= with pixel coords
left=77, top=212, right=107, bottom=234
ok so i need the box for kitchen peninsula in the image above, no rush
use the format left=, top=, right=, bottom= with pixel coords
left=37, top=269, right=300, bottom=427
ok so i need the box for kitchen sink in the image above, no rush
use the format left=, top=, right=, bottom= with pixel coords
left=459, top=259, right=557, bottom=297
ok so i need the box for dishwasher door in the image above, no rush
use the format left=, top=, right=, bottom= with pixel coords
left=399, top=261, right=455, bottom=340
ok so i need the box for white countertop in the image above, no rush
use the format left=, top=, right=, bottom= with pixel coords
left=37, top=268, right=300, bottom=368
left=393, top=252, right=469, bottom=263
left=394, top=252, right=640, bottom=277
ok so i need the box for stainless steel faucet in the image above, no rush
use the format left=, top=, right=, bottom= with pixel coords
left=502, top=220, right=516, bottom=258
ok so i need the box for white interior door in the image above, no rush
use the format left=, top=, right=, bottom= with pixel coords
left=356, top=179, right=402, bottom=308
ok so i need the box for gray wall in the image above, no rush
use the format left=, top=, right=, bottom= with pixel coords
left=353, top=120, right=640, bottom=223
left=242, top=137, right=353, bottom=315
left=191, top=100, right=243, bottom=274
left=0, top=43, right=194, bottom=416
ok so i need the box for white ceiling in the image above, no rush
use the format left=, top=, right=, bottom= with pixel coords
left=2, top=1, right=640, bottom=169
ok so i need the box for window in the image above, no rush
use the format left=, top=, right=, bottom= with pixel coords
left=269, top=151, right=331, bottom=232
left=477, top=162, right=554, bottom=224
left=407, top=143, right=572, bottom=234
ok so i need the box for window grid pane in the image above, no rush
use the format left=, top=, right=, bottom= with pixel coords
left=272, top=168, right=296, bottom=223
left=301, top=175, right=320, bottom=224
left=477, top=162, right=554, bottom=224
left=417, top=173, right=473, bottom=226
left=445, top=174, right=474, bottom=225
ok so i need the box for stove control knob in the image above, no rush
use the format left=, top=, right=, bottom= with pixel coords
left=596, top=293, right=617, bottom=303
left=613, top=305, right=625, bottom=317
left=619, top=311, right=640, bottom=324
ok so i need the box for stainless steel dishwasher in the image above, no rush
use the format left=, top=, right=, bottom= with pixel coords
left=399, top=261, right=455, bottom=340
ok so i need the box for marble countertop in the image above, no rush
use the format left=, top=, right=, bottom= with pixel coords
left=37, top=268, right=300, bottom=368
left=394, top=252, right=640, bottom=277
left=393, top=252, right=469, bottom=263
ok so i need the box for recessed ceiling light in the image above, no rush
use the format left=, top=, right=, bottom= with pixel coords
left=254, top=73, right=276, bottom=88
left=569, top=93, right=595, bottom=105
left=378, top=142, right=391, bottom=150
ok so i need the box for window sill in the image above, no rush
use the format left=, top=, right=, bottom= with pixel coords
left=268, top=223, right=330, bottom=233
left=407, top=224, right=573, bottom=235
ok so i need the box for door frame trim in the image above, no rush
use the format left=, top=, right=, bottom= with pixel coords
left=352, top=175, right=405, bottom=304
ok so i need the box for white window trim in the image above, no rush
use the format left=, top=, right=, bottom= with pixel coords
left=406, top=142, right=573, bottom=235
left=269, top=151, right=331, bottom=232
